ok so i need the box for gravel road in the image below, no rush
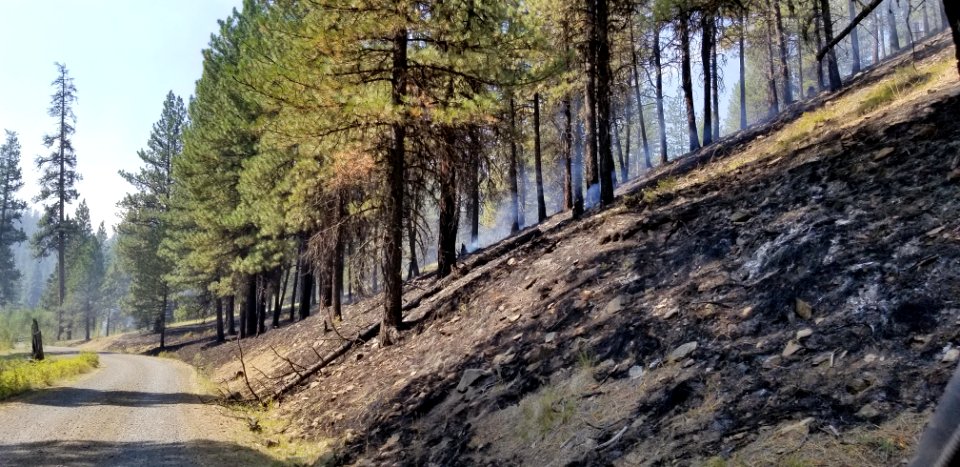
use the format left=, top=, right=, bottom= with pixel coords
left=0, top=349, right=272, bottom=466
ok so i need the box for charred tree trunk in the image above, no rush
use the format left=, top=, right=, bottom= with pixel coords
left=467, top=126, right=481, bottom=248
left=765, top=0, right=782, bottom=117
left=613, top=114, right=627, bottom=182
left=562, top=97, right=574, bottom=211
left=629, top=25, right=652, bottom=169
left=583, top=3, right=600, bottom=202
left=289, top=246, right=300, bottom=322
left=406, top=213, right=419, bottom=279
left=257, top=276, right=267, bottom=336
left=711, top=35, right=720, bottom=137
left=815, top=3, right=827, bottom=90
left=595, top=0, right=615, bottom=206
left=244, top=275, right=257, bottom=338
left=849, top=0, right=862, bottom=74
left=678, top=12, right=701, bottom=153
left=508, top=97, right=521, bottom=233
left=888, top=0, right=902, bottom=52
left=902, top=0, right=914, bottom=47
left=227, top=295, right=236, bottom=335
left=31, top=319, right=43, bottom=361
left=569, top=97, right=585, bottom=219
left=774, top=0, right=794, bottom=104
left=298, top=268, right=313, bottom=320
left=215, top=297, right=225, bottom=342
left=821, top=0, right=844, bottom=91
left=740, top=10, right=748, bottom=130
left=271, top=272, right=282, bottom=328
left=654, top=23, right=669, bottom=164
left=381, top=28, right=407, bottom=344
left=701, top=14, right=714, bottom=146
left=332, top=198, right=344, bottom=321
left=436, top=130, right=458, bottom=279
left=533, top=93, right=547, bottom=223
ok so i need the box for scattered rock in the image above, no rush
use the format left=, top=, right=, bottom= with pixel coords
left=778, top=417, right=814, bottom=435
left=856, top=403, right=881, bottom=419
left=926, top=226, right=946, bottom=238
left=668, top=341, right=698, bottom=363
left=948, top=169, right=960, bottom=183
left=628, top=365, right=644, bottom=380
left=457, top=369, right=489, bottom=393
left=812, top=352, right=834, bottom=366
left=782, top=341, right=802, bottom=357
left=507, top=257, right=517, bottom=266
left=871, top=147, right=895, bottom=161
left=763, top=355, right=782, bottom=369
left=603, top=295, right=626, bottom=315
left=263, top=439, right=279, bottom=448
left=795, top=299, right=813, bottom=320
left=508, top=314, right=521, bottom=323
left=847, top=377, right=872, bottom=394
left=864, top=353, right=878, bottom=364
left=544, top=332, right=556, bottom=343
left=796, top=328, right=813, bottom=340
left=730, top=210, right=752, bottom=223
left=943, top=348, right=960, bottom=363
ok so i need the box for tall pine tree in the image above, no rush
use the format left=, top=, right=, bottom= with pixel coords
left=0, top=131, right=26, bottom=306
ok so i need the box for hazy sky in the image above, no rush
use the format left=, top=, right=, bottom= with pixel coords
left=0, top=0, right=241, bottom=230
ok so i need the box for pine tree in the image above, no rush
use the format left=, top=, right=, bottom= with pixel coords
left=0, top=131, right=27, bottom=306
left=117, top=91, right=187, bottom=349
left=32, top=63, right=80, bottom=340
left=64, top=202, right=105, bottom=341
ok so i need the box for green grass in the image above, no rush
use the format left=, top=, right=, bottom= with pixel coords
left=856, top=66, right=931, bottom=115
left=0, top=352, right=100, bottom=400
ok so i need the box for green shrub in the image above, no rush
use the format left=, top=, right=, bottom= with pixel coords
left=0, top=352, right=100, bottom=400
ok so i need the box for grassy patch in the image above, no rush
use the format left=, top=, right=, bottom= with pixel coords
left=856, top=66, right=932, bottom=115
left=641, top=177, right=679, bottom=204
left=517, top=386, right=577, bottom=441
left=0, top=352, right=100, bottom=400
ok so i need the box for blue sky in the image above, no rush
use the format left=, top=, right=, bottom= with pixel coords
left=0, top=0, right=241, bottom=230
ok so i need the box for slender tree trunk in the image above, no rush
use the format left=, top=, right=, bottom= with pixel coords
left=623, top=99, right=633, bottom=176
left=613, top=115, right=627, bottom=182
left=568, top=97, right=585, bottom=219
left=215, top=297, right=225, bottom=342
left=436, top=130, right=458, bottom=278
left=271, top=272, right=282, bottom=328
left=257, top=276, right=267, bottom=335
left=562, top=97, right=574, bottom=210
left=873, top=10, right=882, bottom=64
left=653, top=23, right=669, bottom=164
left=849, top=0, right=863, bottom=74
left=943, top=1, right=952, bottom=31
left=508, top=97, right=521, bottom=232
left=712, top=35, right=720, bottom=138
left=57, top=76, right=66, bottom=342
left=239, top=287, right=247, bottom=339
left=289, top=245, right=300, bottom=322
left=467, top=126, right=481, bottom=249
left=902, top=0, right=914, bottom=47
left=298, top=268, right=313, bottom=320
left=406, top=213, right=419, bottom=279
left=701, top=13, right=714, bottom=146
left=629, top=25, right=652, bottom=169
left=332, top=196, right=344, bottom=321
left=815, top=3, right=827, bottom=90
left=888, top=0, right=902, bottom=52
left=922, top=0, right=930, bottom=37
left=278, top=265, right=289, bottom=321
left=533, top=93, right=547, bottom=222
left=380, top=29, right=407, bottom=343
left=765, top=1, right=781, bottom=117
left=821, top=0, right=844, bottom=91
left=227, top=295, right=236, bottom=335
left=740, top=11, right=748, bottom=129
left=774, top=0, right=794, bottom=103
left=595, top=0, right=615, bottom=206
left=159, top=292, right=168, bottom=349
left=678, top=12, right=701, bottom=152
left=583, top=3, right=600, bottom=202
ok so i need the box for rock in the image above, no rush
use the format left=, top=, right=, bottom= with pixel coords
left=668, top=341, right=698, bottom=363
left=263, top=439, right=279, bottom=448
left=795, top=299, right=813, bottom=320
left=926, top=226, right=946, bottom=238
left=871, top=147, right=895, bottom=161
left=730, top=210, right=752, bottom=223
left=856, top=403, right=881, bottom=419
left=762, top=355, right=782, bottom=369
left=863, top=353, right=878, bottom=364
left=812, top=352, right=833, bottom=366
left=948, top=169, right=960, bottom=183
left=507, top=257, right=517, bottom=266
left=778, top=417, right=815, bottom=435
left=943, top=348, right=960, bottom=363
left=847, top=377, right=872, bottom=394
left=508, top=314, right=521, bottom=323
left=457, top=369, right=489, bottom=393
left=628, top=365, right=644, bottom=380
left=662, top=307, right=680, bottom=319
left=544, top=332, right=556, bottom=343
left=603, top=295, right=626, bottom=315
left=592, top=359, right=616, bottom=381
left=782, top=341, right=802, bottom=357
left=682, top=359, right=696, bottom=368
left=796, top=328, right=813, bottom=340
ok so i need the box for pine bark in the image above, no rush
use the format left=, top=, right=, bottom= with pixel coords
left=821, top=0, right=843, bottom=91
left=381, top=29, right=407, bottom=342
left=678, top=12, right=701, bottom=153
left=533, top=93, right=547, bottom=222
left=774, top=0, right=794, bottom=104
left=595, top=0, right=615, bottom=206
left=946, top=1, right=960, bottom=77
left=653, top=23, right=669, bottom=164
left=740, top=11, right=748, bottom=130
left=629, top=25, right=652, bottom=169
left=216, top=297, right=225, bottom=342
left=701, top=13, right=714, bottom=146
left=436, top=128, right=458, bottom=278
left=508, top=97, right=521, bottom=232
left=849, top=0, right=862, bottom=74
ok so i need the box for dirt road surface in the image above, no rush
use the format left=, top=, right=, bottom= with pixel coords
left=0, top=349, right=272, bottom=466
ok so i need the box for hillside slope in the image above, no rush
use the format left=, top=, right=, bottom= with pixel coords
left=97, top=34, right=960, bottom=466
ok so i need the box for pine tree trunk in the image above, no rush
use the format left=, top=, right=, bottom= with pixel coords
left=711, top=37, right=720, bottom=137
left=215, top=297, right=225, bottom=342
left=245, top=275, right=258, bottom=337
left=740, top=11, right=748, bottom=130
left=653, top=23, right=669, bottom=164
left=227, top=295, right=236, bottom=335
left=436, top=129, right=458, bottom=278
left=629, top=27, right=652, bottom=169
left=239, top=288, right=247, bottom=339
left=624, top=100, right=632, bottom=176
left=873, top=11, right=882, bottom=64
left=298, top=269, right=313, bottom=320
left=468, top=126, right=481, bottom=248
left=569, top=98, right=585, bottom=219
left=815, top=4, right=827, bottom=90
left=159, top=292, right=168, bottom=349
left=257, top=276, right=267, bottom=336
left=271, top=272, right=282, bottom=328
left=332, top=198, right=344, bottom=321
left=678, top=12, right=701, bottom=153
left=562, top=97, right=574, bottom=210
left=849, top=0, right=863, bottom=74
left=922, top=0, right=930, bottom=37
left=407, top=213, right=419, bottom=279
left=583, top=4, right=600, bottom=202
left=613, top=116, right=626, bottom=182
left=595, top=0, right=615, bottom=207
left=943, top=1, right=952, bottom=31
left=289, top=243, right=300, bottom=322
left=774, top=0, right=794, bottom=103
left=381, top=28, right=407, bottom=343
left=278, top=265, right=290, bottom=321
left=765, top=0, right=781, bottom=117
left=31, top=319, right=43, bottom=361
left=902, top=0, right=914, bottom=47
left=701, top=13, right=714, bottom=146
left=821, top=0, right=844, bottom=91
left=888, top=0, right=902, bottom=52
left=533, top=93, right=547, bottom=222
left=508, top=97, right=521, bottom=232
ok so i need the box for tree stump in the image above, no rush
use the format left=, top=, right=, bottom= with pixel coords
left=31, top=319, right=44, bottom=361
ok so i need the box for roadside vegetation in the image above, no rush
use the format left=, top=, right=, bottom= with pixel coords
left=0, top=352, right=99, bottom=400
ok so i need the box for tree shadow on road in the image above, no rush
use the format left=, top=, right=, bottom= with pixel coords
left=0, top=439, right=280, bottom=467
left=13, top=388, right=203, bottom=408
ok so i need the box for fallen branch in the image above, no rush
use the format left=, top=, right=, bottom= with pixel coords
left=816, top=0, right=884, bottom=61
left=596, top=424, right=629, bottom=451
left=236, top=336, right=264, bottom=406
